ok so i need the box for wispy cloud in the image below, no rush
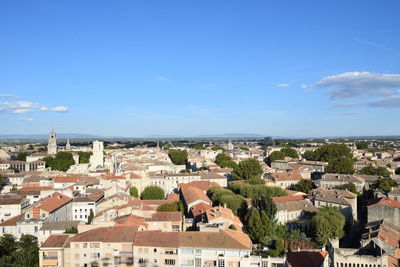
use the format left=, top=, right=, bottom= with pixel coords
left=277, top=83, right=290, bottom=88
left=353, top=37, right=400, bottom=55
left=50, top=106, right=68, bottom=112
left=0, top=99, right=69, bottom=114
left=18, top=117, right=33, bottom=121
left=0, top=94, right=18, bottom=98
left=300, top=84, right=308, bottom=89
left=155, top=76, right=167, bottom=81
left=12, top=108, right=33, bottom=114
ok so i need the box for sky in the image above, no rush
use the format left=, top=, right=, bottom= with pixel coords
left=1, top=0, right=400, bottom=138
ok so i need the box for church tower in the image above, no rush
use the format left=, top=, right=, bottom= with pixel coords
left=47, top=130, right=58, bottom=155
left=66, top=139, right=71, bottom=151
left=89, top=140, right=104, bottom=170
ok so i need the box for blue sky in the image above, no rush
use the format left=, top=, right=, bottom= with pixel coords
left=1, top=0, right=400, bottom=137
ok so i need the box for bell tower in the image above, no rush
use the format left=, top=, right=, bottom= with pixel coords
left=47, top=130, right=58, bottom=155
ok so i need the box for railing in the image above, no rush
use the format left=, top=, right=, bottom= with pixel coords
left=43, top=256, right=58, bottom=260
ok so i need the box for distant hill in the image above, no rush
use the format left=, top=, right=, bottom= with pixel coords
left=0, top=133, right=106, bottom=140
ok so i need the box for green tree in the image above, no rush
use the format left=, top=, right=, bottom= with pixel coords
left=38, top=146, right=47, bottom=152
left=303, top=144, right=353, bottom=162
left=229, top=224, right=237, bottom=230
left=140, top=186, right=165, bottom=200
left=333, top=183, right=358, bottom=194
left=356, top=142, right=369, bottom=150
left=87, top=209, right=94, bottom=224
left=212, top=145, right=225, bottom=151
left=64, top=226, right=78, bottom=233
left=234, top=158, right=263, bottom=180
left=260, top=211, right=274, bottom=237
left=14, top=234, right=39, bottom=267
left=292, top=179, right=315, bottom=193
left=77, top=152, right=93, bottom=164
left=157, top=202, right=179, bottom=212
left=373, top=178, right=397, bottom=191
left=228, top=183, right=287, bottom=198
left=43, top=152, right=75, bottom=171
left=16, top=152, right=30, bottom=161
left=252, top=196, right=277, bottom=219
left=168, top=149, right=188, bottom=165
left=130, top=186, right=139, bottom=198
left=281, top=147, right=298, bottom=158
left=215, top=153, right=237, bottom=169
left=396, top=167, right=400, bottom=175
left=326, top=158, right=354, bottom=174
left=310, top=207, right=345, bottom=246
left=376, top=167, right=391, bottom=177
left=0, top=175, right=5, bottom=190
left=219, top=194, right=246, bottom=215
left=267, top=151, right=285, bottom=166
left=359, top=165, right=390, bottom=177
left=246, top=207, right=264, bottom=243
left=0, top=234, right=17, bottom=259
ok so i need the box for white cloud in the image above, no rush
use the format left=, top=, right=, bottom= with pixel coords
left=316, top=72, right=400, bottom=100
left=18, top=117, right=33, bottom=121
left=366, top=95, right=400, bottom=109
left=12, top=108, right=33, bottom=114
left=0, top=94, right=18, bottom=98
left=50, top=106, right=68, bottom=112
left=300, top=84, right=308, bottom=89
left=277, top=83, right=290, bottom=88
left=40, top=106, right=49, bottom=111
left=155, top=76, right=167, bottom=81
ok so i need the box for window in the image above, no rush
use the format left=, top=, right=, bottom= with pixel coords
left=195, top=258, right=201, bottom=267
left=153, top=248, right=157, bottom=252
left=165, top=250, right=174, bottom=255
left=165, top=259, right=175, bottom=265
left=218, top=260, right=225, bottom=267
left=83, top=243, right=87, bottom=248
left=34, top=226, right=38, bottom=232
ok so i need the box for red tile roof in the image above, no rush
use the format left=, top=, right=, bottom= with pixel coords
left=286, top=251, right=328, bottom=267
left=0, top=213, right=24, bottom=226
left=190, top=203, right=213, bottom=218
left=368, top=197, right=400, bottom=208
left=38, top=192, right=72, bottom=213
left=272, top=195, right=306, bottom=203
left=271, top=172, right=302, bottom=181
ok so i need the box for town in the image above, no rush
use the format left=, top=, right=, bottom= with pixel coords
left=0, top=132, right=400, bottom=267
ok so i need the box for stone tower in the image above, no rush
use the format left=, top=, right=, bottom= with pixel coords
left=65, top=139, right=71, bottom=151
left=89, top=140, right=104, bottom=169
left=47, top=130, right=57, bottom=155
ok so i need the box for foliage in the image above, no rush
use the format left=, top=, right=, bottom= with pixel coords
left=129, top=186, right=139, bottom=198
left=281, top=147, right=298, bottom=158
left=16, top=152, right=30, bottom=161
left=215, top=153, right=237, bottom=169
left=246, top=207, right=264, bottom=243
left=229, top=224, right=237, bottom=230
left=0, top=234, right=39, bottom=267
left=212, top=145, right=225, bottom=151
left=356, top=142, right=369, bottom=150
left=234, top=158, right=263, bottom=180
left=207, top=187, right=247, bottom=216
left=77, top=151, right=92, bottom=164
left=333, top=183, right=358, bottom=194
left=140, top=186, right=165, bottom=200
left=37, top=146, right=47, bottom=152
left=396, top=167, right=400, bottom=175
left=310, top=207, right=345, bottom=246
left=157, top=202, right=180, bottom=212
left=168, top=149, right=188, bottom=165
left=303, top=144, right=353, bottom=162
left=326, top=158, right=355, bottom=174
left=64, top=226, right=78, bottom=233
left=228, top=183, right=287, bottom=198
left=359, top=165, right=390, bottom=177
left=291, top=179, right=315, bottom=193
left=252, top=196, right=277, bottom=219
left=43, top=152, right=75, bottom=171
left=87, top=210, right=94, bottom=225
left=372, top=178, right=398, bottom=192
left=0, top=175, right=4, bottom=190
left=267, top=151, right=285, bottom=166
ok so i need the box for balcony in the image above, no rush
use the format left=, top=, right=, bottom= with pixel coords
left=43, top=256, right=58, bottom=260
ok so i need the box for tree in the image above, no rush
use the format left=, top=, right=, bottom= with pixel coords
left=228, top=183, right=287, bottom=198
left=281, top=147, right=298, bottom=158
left=168, top=149, right=188, bottom=165
left=215, top=153, right=237, bottom=169
left=43, top=152, right=75, bottom=171
left=87, top=210, right=94, bottom=224
left=303, top=144, right=353, bottom=162
left=77, top=152, right=92, bottom=164
left=326, top=158, right=354, bottom=174
left=212, top=145, right=225, bottom=151
left=356, top=142, right=369, bottom=150
left=64, top=226, right=78, bottom=233
left=16, top=152, right=30, bottom=161
left=157, top=202, right=179, bottom=212
left=0, top=175, right=5, bottom=190
left=130, top=186, right=139, bottom=198
left=310, top=207, right=345, bottom=246
left=14, top=234, right=39, bottom=267
left=267, top=151, right=285, bottom=166
left=0, top=234, right=17, bottom=259
left=140, top=186, right=165, bottom=200
left=292, top=179, right=315, bottom=193
left=229, top=224, right=237, bottom=230
left=260, top=211, right=274, bottom=237
left=219, top=194, right=246, bottom=215
left=359, top=165, right=390, bottom=177
left=234, top=158, right=263, bottom=180
left=252, top=196, right=277, bottom=219
left=333, top=183, right=358, bottom=194
left=246, top=207, right=264, bottom=243
left=396, top=167, right=400, bottom=175
left=373, top=178, right=397, bottom=191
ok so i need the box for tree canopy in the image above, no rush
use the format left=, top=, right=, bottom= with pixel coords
left=234, top=158, right=263, bottom=180
left=373, top=178, right=398, bottom=191
left=215, top=153, right=237, bottom=169
left=0, top=234, right=38, bottom=267
left=168, top=149, right=188, bottom=165
left=140, top=186, right=165, bottom=200
left=303, top=144, right=353, bottom=162
left=359, top=165, right=390, bottom=177
left=356, top=142, right=369, bottom=150
left=77, top=151, right=92, bottom=164
left=333, top=182, right=358, bottom=194
left=310, top=207, right=345, bottom=246
left=129, top=186, right=139, bottom=198
left=291, top=179, right=315, bottom=193
left=326, top=158, right=355, bottom=174
left=280, top=147, right=298, bottom=158
left=228, top=183, right=287, bottom=198
left=267, top=151, right=285, bottom=166
left=43, top=152, right=75, bottom=171
left=16, top=152, right=30, bottom=161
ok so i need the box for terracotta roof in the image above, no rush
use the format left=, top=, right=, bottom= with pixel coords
left=41, top=234, right=71, bottom=248
left=0, top=195, right=25, bottom=205
left=0, top=213, right=24, bottom=226
left=18, top=186, right=52, bottom=191
left=178, top=181, right=221, bottom=192
left=129, top=173, right=141, bottom=179
left=101, top=174, right=125, bottom=180
left=145, top=212, right=182, bottom=222
left=270, top=172, right=302, bottom=181
left=114, top=214, right=147, bottom=227
left=67, top=226, right=139, bottom=244
left=179, top=230, right=251, bottom=249
left=190, top=203, right=212, bottom=218
left=181, top=186, right=211, bottom=205
left=286, top=251, right=328, bottom=267
left=206, top=206, right=242, bottom=226
left=53, top=176, right=80, bottom=183
left=199, top=172, right=226, bottom=180
left=368, top=197, right=400, bottom=208
left=272, top=195, right=306, bottom=203
left=134, top=231, right=180, bottom=247
left=166, top=193, right=180, bottom=201
left=38, top=192, right=72, bottom=213
left=40, top=221, right=81, bottom=231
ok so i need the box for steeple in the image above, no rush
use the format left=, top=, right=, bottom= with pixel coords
left=66, top=138, right=71, bottom=151
left=47, top=129, right=58, bottom=155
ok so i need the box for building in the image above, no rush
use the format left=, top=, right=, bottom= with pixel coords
left=89, top=141, right=104, bottom=170
left=25, top=192, right=72, bottom=222
left=48, top=130, right=58, bottom=155
left=0, top=195, right=29, bottom=222
left=71, top=197, right=97, bottom=223
left=368, top=197, right=400, bottom=227
left=265, top=172, right=303, bottom=189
